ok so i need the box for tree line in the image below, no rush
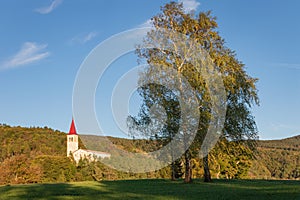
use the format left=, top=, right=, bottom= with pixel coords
left=0, top=124, right=254, bottom=184
left=0, top=124, right=298, bottom=185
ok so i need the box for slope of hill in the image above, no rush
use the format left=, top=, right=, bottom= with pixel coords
left=0, top=124, right=86, bottom=184
left=80, top=134, right=300, bottom=180
left=249, top=135, right=300, bottom=179
left=0, top=125, right=169, bottom=185
left=258, top=135, right=300, bottom=150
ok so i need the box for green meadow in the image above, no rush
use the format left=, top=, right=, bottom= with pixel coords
left=0, top=179, right=299, bottom=200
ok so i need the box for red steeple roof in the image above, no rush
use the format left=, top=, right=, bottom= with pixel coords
left=68, top=118, right=77, bottom=135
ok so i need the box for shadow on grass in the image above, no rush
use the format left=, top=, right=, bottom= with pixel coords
left=0, top=179, right=299, bottom=200
left=0, top=182, right=108, bottom=200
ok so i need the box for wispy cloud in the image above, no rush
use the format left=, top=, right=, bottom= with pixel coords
left=35, top=0, right=63, bottom=14
left=179, top=0, right=200, bottom=13
left=128, top=19, right=153, bottom=40
left=70, top=32, right=98, bottom=45
left=139, top=19, right=153, bottom=28
left=1, top=42, right=50, bottom=70
left=82, top=32, right=98, bottom=43
left=271, top=63, right=300, bottom=70
left=270, top=122, right=300, bottom=134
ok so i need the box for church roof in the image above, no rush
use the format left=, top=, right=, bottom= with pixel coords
left=73, top=149, right=111, bottom=156
left=68, top=119, right=77, bottom=135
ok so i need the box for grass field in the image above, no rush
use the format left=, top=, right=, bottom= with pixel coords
left=0, top=179, right=299, bottom=200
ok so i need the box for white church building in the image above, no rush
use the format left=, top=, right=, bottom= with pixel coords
left=67, top=119, right=110, bottom=163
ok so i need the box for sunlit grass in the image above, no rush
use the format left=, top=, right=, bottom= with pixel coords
left=0, top=179, right=299, bottom=200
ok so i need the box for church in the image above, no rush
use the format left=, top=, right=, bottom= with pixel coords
left=67, top=119, right=111, bottom=163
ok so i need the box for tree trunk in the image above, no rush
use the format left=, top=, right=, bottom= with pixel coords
left=203, top=154, right=212, bottom=182
left=171, top=162, right=176, bottom=181
left=170, top=147, right=176, bottom=181
left=184, top=151, right=192, bottom=183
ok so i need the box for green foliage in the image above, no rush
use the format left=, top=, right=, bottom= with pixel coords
left=0, top=154, right=42, bottom=184
left=0, top=125, right=67, bottom=184
left=0, top=125, right=84, bottom=184
left=209, top=139, right=253, bottom=179
left=33, top=155, right=76, bottom=182
left=0, top=125, right=66, bottom=161
left=172, top=159, right=184, bottom=179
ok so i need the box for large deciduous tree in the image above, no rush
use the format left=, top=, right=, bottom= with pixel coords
left=130, top=2, right=259, bottom=183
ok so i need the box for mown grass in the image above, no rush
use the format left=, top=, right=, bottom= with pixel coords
left=0, top=179, right=299, bottom=200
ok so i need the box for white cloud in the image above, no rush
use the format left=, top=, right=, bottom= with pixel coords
left=179, top=0, right=200, bottom=13
left=70, top=32, right=98, bottom=45
left=128, top=19, right=153, bottom=40
left=1, top=42, right=50, bottom=70
left=82, top=32, right=98, bottom=43
left=139, top=19, right=153, bottom=28
left=35, top=0, right=63, bottom=14
left=270, top=123, right=300, bottom=134
left=272, top=63, right=300, bottom=70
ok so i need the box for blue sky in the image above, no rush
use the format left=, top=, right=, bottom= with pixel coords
left=0, top=0, right=299, bottom=140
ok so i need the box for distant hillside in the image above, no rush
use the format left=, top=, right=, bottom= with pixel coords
left=80, top=134, right=300, bottom=180
left=0, top=124, right=299, bottom=185
left=249, top=135, right=300, bottom=179
left=0, top=125, right=169, bottom=184
left=80, top=135, right=163, bottom=153
left=258, top=135, right=300, bottom=151
left=0, top=125, right=66, bottom=159
left=0, top=124, right=88, bottom=184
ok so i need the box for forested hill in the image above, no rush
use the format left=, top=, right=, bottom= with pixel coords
left=80, top=134, right=300, bottom=180
left=0, top=124, right=86, bottom=184
left=258, top=135, right=300, bottom=151
left=249, top=135, right=300, bottom=179
left=0, top=125, right=66, bottom=159
left=0, top=124, right=299, bottom=185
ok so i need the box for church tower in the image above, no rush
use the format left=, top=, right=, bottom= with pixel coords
left=67, top=119, right=78, bottom=157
